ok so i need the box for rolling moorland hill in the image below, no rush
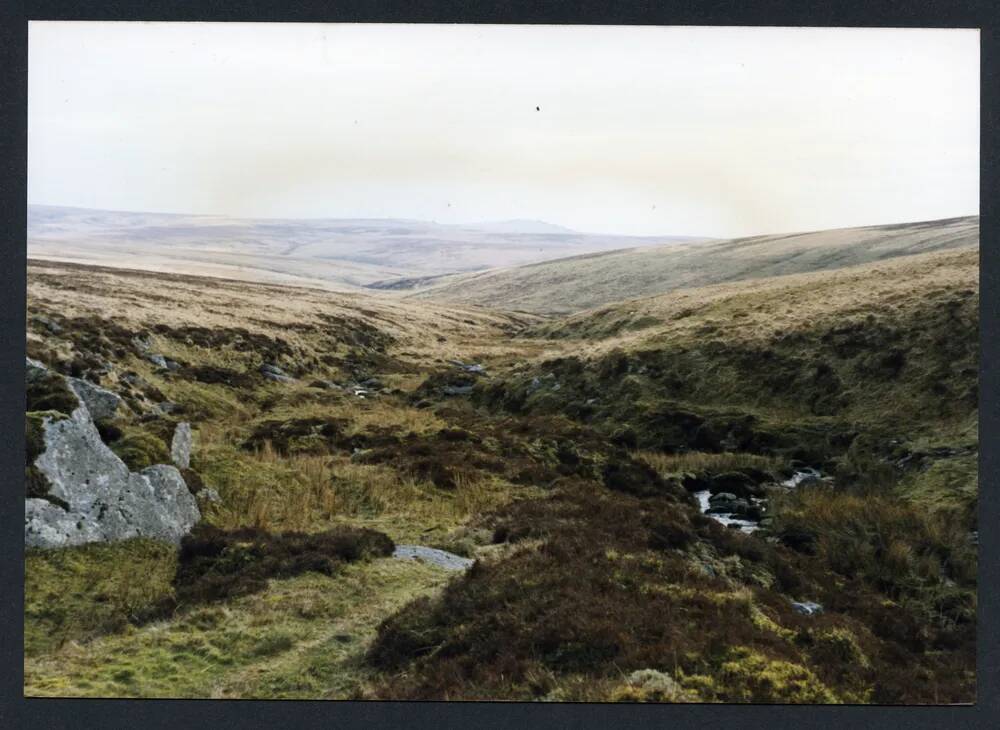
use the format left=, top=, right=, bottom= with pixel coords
left=23, top=243, right=978, bottom=702
left=410, top=216, right=979, bottom=314
left=27, top=204, right=702, bottom=292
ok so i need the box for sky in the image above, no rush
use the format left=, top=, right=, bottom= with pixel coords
left=28, top=23, right=979, bottom=237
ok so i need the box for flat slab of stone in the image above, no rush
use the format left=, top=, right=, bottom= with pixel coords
left=393, top=544, right=474, bottom=571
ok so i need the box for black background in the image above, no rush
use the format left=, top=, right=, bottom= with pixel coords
left=1, top=2, right=997, bottom=728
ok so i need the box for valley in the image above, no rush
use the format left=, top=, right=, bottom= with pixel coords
left=23, top=220, right=979, bottom=702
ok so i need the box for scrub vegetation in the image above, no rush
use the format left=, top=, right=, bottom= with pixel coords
left=24, top=237, right=978, bottom=702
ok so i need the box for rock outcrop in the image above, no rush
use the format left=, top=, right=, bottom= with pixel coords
left=66, top=377, right=124, bottom=421
left=25, top=358, right=200, bottom=549
left=171, top=422, right=193, bottom=469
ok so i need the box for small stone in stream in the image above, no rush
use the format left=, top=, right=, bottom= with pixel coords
left=791, top=600, right=823, bottom=616
left=709, top=492, right=739, bottom=504
left=707, top=498, right=750, bottom=515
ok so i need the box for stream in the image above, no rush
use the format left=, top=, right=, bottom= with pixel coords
left=694, top=468, right=825, bottom=534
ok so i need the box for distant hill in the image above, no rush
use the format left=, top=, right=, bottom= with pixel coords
left=411, top=216, right=979, bottom=314
left=27, top=205, right=704, bottom=291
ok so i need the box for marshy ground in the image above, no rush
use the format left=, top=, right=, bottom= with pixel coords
left=24, top=247, right=978, bottom=702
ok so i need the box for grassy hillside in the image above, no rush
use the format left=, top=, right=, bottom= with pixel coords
left=24, top=251, right=977, bottom=702
left=412, top=216, right=978, bottom=314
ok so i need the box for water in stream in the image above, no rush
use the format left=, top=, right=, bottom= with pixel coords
left=695, top=469, right=825, bottom=534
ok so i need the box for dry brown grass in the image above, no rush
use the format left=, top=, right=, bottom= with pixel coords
left=414, top=216, right=977, bottom=315
left=27, top=258, right=538, bottom=367
left=635, top=450, right=785, bottom=476
left=539, top=247, right=978, bottom=355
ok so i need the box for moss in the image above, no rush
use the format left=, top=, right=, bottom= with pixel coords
left=810, top=628, right=870, bottom=670
left=27, top=372, right=79, bottom=414
left=110, top=430, right=171, bottom=471
left=712, top=647, right=840, bottom=703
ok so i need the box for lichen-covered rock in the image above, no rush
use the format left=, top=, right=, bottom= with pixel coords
left=25, top=402, right=200, bottom=549
left=66, top=377, right=123, bottom=422
left=171, top=422, right=193, bottom=469
left=197, top=487, right=222, bottom=504
left=26, top=357, right=49, bottom=384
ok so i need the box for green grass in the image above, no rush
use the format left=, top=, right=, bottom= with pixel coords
left=25, top=559, right=452, bottom=698
left=25, top=540, right=177, bottom=656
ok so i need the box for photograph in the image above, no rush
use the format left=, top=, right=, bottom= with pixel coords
left=23, top=21, right=979, bottom=703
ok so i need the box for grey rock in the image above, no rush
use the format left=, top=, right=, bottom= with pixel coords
left=393, top=544, right=474, bottom=571
left=442, top=384, right=474, bottom=396
left=262, top=371, right=296, bottom=383
left=709, top=492, right=739, bottom=504
left=154, top=401, right=181, bottom=415
left=120, top=372, right=145, bottom=387
left=164, top=359, right=181, bottom=371
left=171, top=422, right=193, bottom=469
left=791, top=600, right=823, bottom=616
left=26, top=357, right=49, bottom=384
left=132, top=335, right=153, bottom=354
left=309, top=379, right=341, bottom=390
left=260, top=362, right=287, bottom=377
left=147, top=353, right=168, bottom=369
left=350, top=448, right=374, bottom=463
left=197, top=488, right=222, bottom=504
left=26, top=405, right=200, bottom=549
left=66, top=377, right=123, bottom=422
left=32, top=315, right=63, bottom=334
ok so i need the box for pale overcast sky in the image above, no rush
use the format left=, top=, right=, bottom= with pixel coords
left=28, top=22, right=979, bottom=237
